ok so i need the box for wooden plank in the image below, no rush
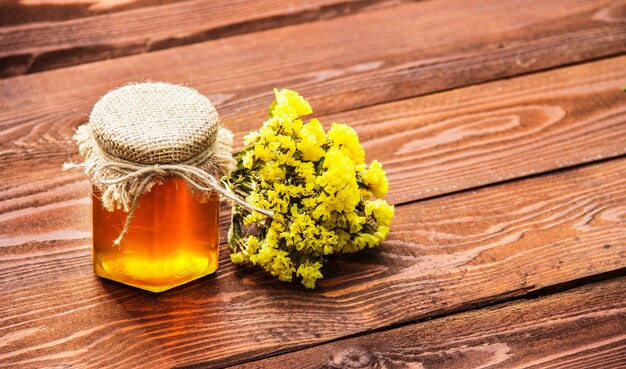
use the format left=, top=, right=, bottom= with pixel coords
left=1, top=155, right=625, bottom=368
left=2, top=55, right=625, bottom=231
left=327, top=56, right=626, bottom=204
left=235, top=276, right=626, bottom=369
left=0, top=0, right=393, bottom=77
left=0, top=0, right=624, bottom=129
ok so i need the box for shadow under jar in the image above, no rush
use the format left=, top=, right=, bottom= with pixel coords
left=92, top=178, right=220, bottom=292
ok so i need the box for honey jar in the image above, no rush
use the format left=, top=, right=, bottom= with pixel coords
left=67, top=82, right=242, bottom=292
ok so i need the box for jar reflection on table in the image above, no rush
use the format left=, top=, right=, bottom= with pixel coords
left=92, top=178, right=220, bottom=292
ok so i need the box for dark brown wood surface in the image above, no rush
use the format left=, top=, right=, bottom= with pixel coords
left=1, top=0, right=625, bottom=83
left=3, top=57, right=625, bottom=250
left=2, top=156, right=625, bottom=367
left=3, top=37, right=626, bottom=216
left=0, top=0, right=392, bottom=77
left=236, top=275, right=626, bottom=369
left=0, top=0, right=625, bottom=368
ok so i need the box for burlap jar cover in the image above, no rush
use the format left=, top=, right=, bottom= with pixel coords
left=65, top=82, right=270, bottom=245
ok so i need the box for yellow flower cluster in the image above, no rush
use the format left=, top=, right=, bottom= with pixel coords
left=225, top=89, right=394, bottom=289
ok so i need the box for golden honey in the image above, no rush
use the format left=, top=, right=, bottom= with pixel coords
left=92, top=178, right=219, bottom=292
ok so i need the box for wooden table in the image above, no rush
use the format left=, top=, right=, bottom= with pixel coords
left=1, top=0, right=625, bottom=368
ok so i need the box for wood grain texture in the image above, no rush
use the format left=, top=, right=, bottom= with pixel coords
left=235, top=276, right=626, bottom=369
left=0, top=0, right=396, bottom=77
left=1, top=1, right=625, bottom=366
left=325, top=56, right=626, bottom=204
left=0, top=0, right=624, bottom=113
left=3, top=54, right=625, bottom=230
left=1, top=154, right=625, bottom=368
left=2, top=0, right=625, bottom=198
left=1, top=55, right=625, bottom=307
left=0, top=0, right=190, bottom=26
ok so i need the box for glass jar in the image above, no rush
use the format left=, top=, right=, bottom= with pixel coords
left=92, top=178, right=220, bottom=292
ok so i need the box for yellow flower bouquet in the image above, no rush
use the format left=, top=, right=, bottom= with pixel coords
left=224, top=89, right=394, bottom=288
